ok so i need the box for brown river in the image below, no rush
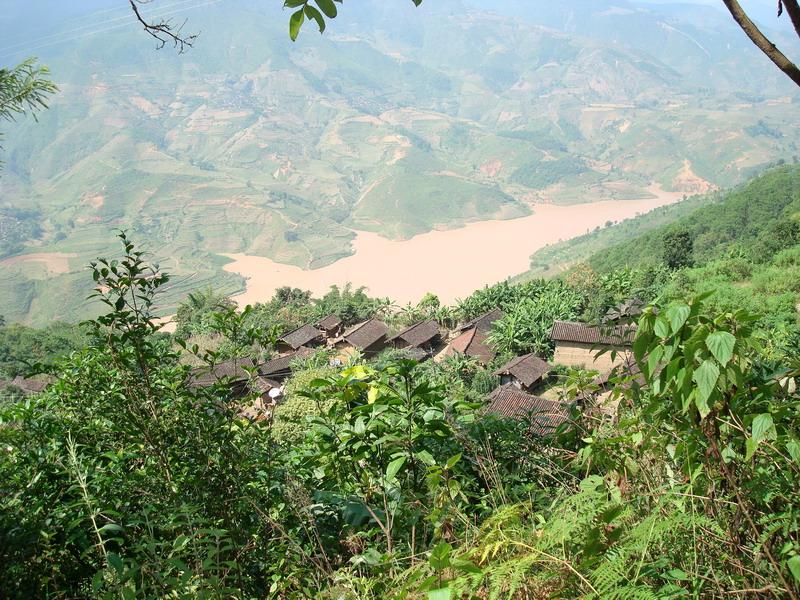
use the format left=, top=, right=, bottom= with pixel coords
left=223, top=190, right=684, bottom=307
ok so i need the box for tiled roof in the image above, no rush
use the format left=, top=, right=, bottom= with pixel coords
left=550, top=320, right=635, bottom=346
left=189, top=358, right=261, bottom=387
left=260, top=346, right=315, bottom=378
left=389, top=320, right=441, bottom=348
left=279, top=324, right=323, bottom=350
left=338, top=319, right=389, bottom=350
left=459, top=308, right=503, bottom=333
left=316, top=314, right=342, bottom=331
left=485, top=385, right=571, bottom=435
left=493, top=353, right=551, bottom=388
left=447, top=328, right=495, bottom=364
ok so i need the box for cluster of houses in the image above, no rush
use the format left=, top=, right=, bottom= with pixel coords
left=190, top=305, right=641, bottom=435
left=0, top=303, right=640, bottom=437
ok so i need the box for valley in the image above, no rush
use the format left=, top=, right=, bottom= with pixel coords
left=223, top=188, right=684, bottom=306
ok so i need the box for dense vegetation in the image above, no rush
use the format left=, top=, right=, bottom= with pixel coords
left=2, top=164, right=799, bottom=597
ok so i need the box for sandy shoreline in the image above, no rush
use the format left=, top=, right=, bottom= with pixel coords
left=223, top=191, right=684, bottom=307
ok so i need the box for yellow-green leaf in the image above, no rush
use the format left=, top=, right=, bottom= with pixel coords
left=289, top=8, right=305, bottom=41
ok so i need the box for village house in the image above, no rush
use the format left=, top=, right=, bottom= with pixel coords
left=484, top=384, right=572, bottom=436
left=334, top=318, right=390, bottom=358
left=584, top=355, right=645, bottom=419
left=189, top=357, right=277, bottom=396
left=315, top=314, right=344, bottom=340
left=440, top=327, right=495, bottom=364
left=276, top=324, right=325, bottom=354
left=493, top=353, right=551, bottom=393
left=458, top=307, right=503, bottom=334
left=550, top=320, right=635, bottom=371
left=189, top=357, right=283, bottom=420
left=388, top=319, right=443, bottom=359
left=260, top=346, right=316, bottom=382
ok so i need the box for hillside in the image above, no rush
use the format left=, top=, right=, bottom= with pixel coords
left=1, top=0, right=800, bottom=324
left=522, top=162, right=800, bottom=274
left=2, top=165, right=799, bottom=596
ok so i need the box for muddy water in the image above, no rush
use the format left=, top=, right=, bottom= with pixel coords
left=223, top=192, right=684, bottom=307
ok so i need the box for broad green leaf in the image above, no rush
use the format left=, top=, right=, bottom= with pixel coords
left=666, top=568, right=688, bottom=581
left=429, top=542, right=452, bottom=570
left=385, top=456, right=406, bottom=481
left=284, top=0, right=306, bottom=7
left=665, top=304, right=690, bottom=333
left=705, top=331, right=735, bottom=366
left=445, top=453, right=462, bottom=469
left=751, top=413, right=776, bottom=445
left=788, top=555, right=800, bottom=584
left=692, top=359, right=719, bottom=419
left=428, top=589, right=451, bottom=600
left=107, top=552, right=124, bottom=575
left=98, top=523, right=124, bottom=534
left=304, top=4, right=325, bottom=33
left=786, top=438, right=800, bottom=464
left=646, top=344, right=663, bottom=378
left=315, top=0, right=338, bottom=18
left=654, top=315, right=670, bottom=339
left=289, top=8, right=305, bottom=41
left=416, top=449, right=436, bottom=466
left=633, top=333, right=649, bottom=362
left=744, top=437, right=757, bottom=461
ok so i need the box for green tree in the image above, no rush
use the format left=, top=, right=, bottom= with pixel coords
left=174, top=287, right=237, bottom=338
left=662, top=228, right=694, bottom=270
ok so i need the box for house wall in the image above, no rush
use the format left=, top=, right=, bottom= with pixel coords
left=553, top=342, right=630, bottom=371
left=500, top=374, right=522, bottom=390
left=363, top=338, right=388, bottom=356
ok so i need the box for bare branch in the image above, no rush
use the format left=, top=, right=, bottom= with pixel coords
left=129, top=0, right=198, bottom=53
left=722, top=0, right=800, bottom=87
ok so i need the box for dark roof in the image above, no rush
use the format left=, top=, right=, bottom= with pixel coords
left=190, top=357, right=260, bottom=387
left=260, top=346, right=315, bottom=378
left=550, top=320, right=635, bottom=346
left=447, top=328, right=495, bottom=363
left=316, top=314, right=342, bottom=331
left=338, top=319, right=389, bottom=350
left=389, top=320, right=441, bottom=348
left=493, top=353, right=551, bottom=388
left=485, top=385, right=571, bottom=435
left=459, top=308, right=503, bottom=333
left=279, top=324, right=323, bottom=350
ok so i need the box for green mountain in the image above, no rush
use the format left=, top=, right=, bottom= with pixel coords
left=1, top=0, right=799, bottom=324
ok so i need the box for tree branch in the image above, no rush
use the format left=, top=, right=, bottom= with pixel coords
left=129, top=0, right=197, bottom=53
left=722, top=0, right=800, bottom=87
left=779, top=0, right=800, bottom=40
